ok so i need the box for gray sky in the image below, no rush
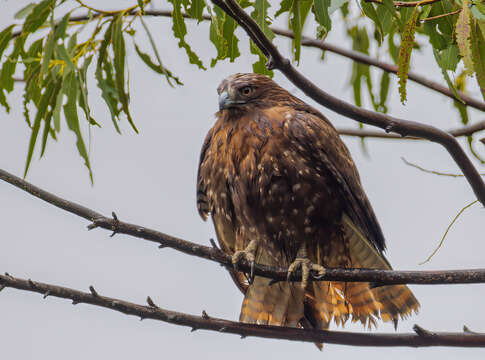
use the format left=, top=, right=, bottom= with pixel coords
left=1, top=0, right=484, bottom=359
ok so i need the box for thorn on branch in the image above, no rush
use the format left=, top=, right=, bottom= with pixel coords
left=201, top=310, right=210, bottom=319
left=43, top=291, right=51, bottom=299
left=480, top=138, right=485, bottom=146
left=219, top=326, right=228, bottom=332
left=158, top=244, right=166, bottom=249
left=72, top=299, right=80, bottom=305
left=146, top=296, right=159, bottom=309
left=140, top=317, right=145, bottom=321
left=0, top=284, right=5, bottom=292
left=240, top=334, right=247, bottom=339
left=87, top=221, right=99, bottom=231
left=191, top=327, right=198, bottom=332
left=413, top=324, right=435, bottom=337
left=28, top=279, right=36, bottom=289
left=110, top=211, right=120, bottom=237
left=463, top=325, right=478, bottom=334
left=89, top=285, right=99, bottom=297
left=209, top=238, right=219, bottom=250
left=385, top=124, right=394, bottom=133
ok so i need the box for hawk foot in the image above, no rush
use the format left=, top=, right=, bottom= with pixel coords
left=287, top=258, right=326, bottom=289
left=232, top=239, right=258, bottom=281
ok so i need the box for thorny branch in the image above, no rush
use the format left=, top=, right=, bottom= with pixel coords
left=1, top=273, right=485, bottom=347
left=211, top=0, right=485, bottom=207
left=2, top=167, right=485, bottom=286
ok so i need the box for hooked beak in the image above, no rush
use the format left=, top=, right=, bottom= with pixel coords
left=218, top=91, right=243, bottom=110
left=218, top=91, right=230, bottom=110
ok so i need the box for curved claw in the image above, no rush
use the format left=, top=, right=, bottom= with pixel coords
left=287, top=258, right=326, bottom=289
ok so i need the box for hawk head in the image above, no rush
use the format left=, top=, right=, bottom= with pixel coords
left=217, top=73, right=298, bottom=112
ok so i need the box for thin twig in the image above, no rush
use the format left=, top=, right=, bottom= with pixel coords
left=2, top=167, right=485, bottom=285
left=401, top=157, right=485, bottom=177
left=365, top=0, right=441, bottom=7
left=1, top=272, right=484, bottom=347
left=212, top=0, right=485, bottom=207
left=421, top=9, right=461, bottom=22
left=420, top=200, right=479, bottom=264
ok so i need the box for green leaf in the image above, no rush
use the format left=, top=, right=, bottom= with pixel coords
left=329, top=0, right=348, bottom=14
left=222, top=11, right=240, bottom=62
left=440, top=44, right=460, bottom=71
left=63, top=71, right=93, bottom=182
left=397, top=7, right=419, bottom=104
left=111, top=15, right=138, bottom=133
left=188, top=0, right=205, bottom=21
left=275, top=0, right=291, bottom=17
left=22, top=0, right=55, bottom=34
left=250, top=0, right=275, bottom=72
left=360, top=1, right=383, bottom=44
left=0, top=25, right=15, bottom=60
left=24, top=75, right=57, bottom=177
left=139, top=16, right=183, bottom=85
left=457, top=0, right=474, bottom=75
left=313, top=0, right=332, bottom=39
left=433, top=47, right=464, bottom=103
left=1, top=35, right=25, bottom=93
left=168, top=0, right=206, bottom=69
left=57, top=43, right=76, bottom=73
left=134, top=43, right=183, bottom=85
left=209, top=5, right=240, bottom=65
left=15, top=3, right=37, bottom=19
left=250, top=41, right=273, bottom=76
left=376, top=71, right=390, bottom=113
left=96, top=23, right=121, bottom=133
left=40, top=78, right=62, bottom=157
left=290, top=0, right=312, bottom=63
left=470, top=17, right=485, bottom=100
left=137, top=0, right=145, bottom=14
left=452, top=71, right=468, bottom=125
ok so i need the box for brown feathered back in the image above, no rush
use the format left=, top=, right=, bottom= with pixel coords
left=197, top=73, right=419, bottom=335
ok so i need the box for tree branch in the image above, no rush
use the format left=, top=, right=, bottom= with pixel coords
left=212, top=0, right=485, bottom=207
left=1, top=272, right=484, bottom=347
left=271, top=28, right=485, bottom=113
left=337, top=120, right=485, bottom=139
left=2, top=166, right=485, bottom=286
left=364, top=0, right=441, bottom=7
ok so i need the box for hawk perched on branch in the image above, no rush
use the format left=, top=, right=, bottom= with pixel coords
left=197, top=73, right=419, bottom=331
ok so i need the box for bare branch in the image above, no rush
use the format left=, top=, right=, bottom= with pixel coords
left=337, top=121, right=485, bottom=139
left=2, top=167, right=485, bottom=286
left=364, top=0, right=441, bottom=7
left=211, top=0, right=485, bottom=207
left=1, top=272, right=484, bottom=347
left=401, top=157, right=485, bottom=177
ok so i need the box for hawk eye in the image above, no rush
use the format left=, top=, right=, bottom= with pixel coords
left=239, top=86, right=253, bottom=96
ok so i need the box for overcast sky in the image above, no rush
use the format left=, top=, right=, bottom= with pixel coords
left=1, top=0, right=484, bottom=359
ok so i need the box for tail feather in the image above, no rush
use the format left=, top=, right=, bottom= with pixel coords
left=239, top=213, right=419, bottom=333
left=240, top=250, right=304, bottom=326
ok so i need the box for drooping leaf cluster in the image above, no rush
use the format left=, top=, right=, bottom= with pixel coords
left=0, top=0, right=484, bottom=178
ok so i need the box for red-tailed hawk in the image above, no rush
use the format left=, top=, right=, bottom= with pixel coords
left=197, top=73, right=419, bottom=332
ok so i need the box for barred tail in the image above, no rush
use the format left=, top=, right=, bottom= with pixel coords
left=308, top=214, right=419, bottom=329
